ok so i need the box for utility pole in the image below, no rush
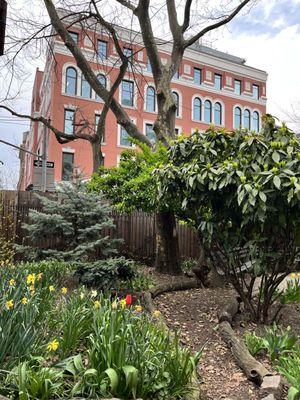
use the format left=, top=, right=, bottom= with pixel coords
left=42, top=125, right=48, bottom=192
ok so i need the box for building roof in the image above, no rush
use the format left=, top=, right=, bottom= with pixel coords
left=189, top=42, right=246, bottom=65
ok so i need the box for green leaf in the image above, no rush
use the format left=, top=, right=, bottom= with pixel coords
left=272, top=151, right=280, bottom=163
left=259, top=192, right=266, bottom=202
left=288, top=387, right=300, bottom=400
left=104, top=368, right=119, bottom=393
left=273, top=175, right=281, bottom=189
left=123, top=365, right=138, bottom=397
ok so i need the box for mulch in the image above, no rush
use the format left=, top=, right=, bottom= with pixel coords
left=152, top=282, right=299, bottom=400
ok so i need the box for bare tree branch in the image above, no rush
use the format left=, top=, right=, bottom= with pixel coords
left=183, top=0, right=251, bottom=49
left=182, top=0, right=193, bottom=32
left=115, top=0, right=137, bottom=12
left=43, top=0, right=152, bottom=147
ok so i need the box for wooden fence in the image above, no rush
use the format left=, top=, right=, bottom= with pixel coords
left=0, top=190, right=200, bottom=262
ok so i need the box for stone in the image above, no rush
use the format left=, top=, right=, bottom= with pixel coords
left=260, top=395, right=275, bottom=400
left=260, top=375, right=283, bottom=399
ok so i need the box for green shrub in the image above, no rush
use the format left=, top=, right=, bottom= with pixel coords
left=127, top=270, right=155, bottom=291
left=244, top=332, right=266, bottom=356
left=263, top=324, right=298, bottom=362
left=277, top=349, right=300, bottom=400
left=280, top=276, right=300, bottom=305
left=75, top=256, right=136, bottom=289
left=181, top=258, right=198, bottom=273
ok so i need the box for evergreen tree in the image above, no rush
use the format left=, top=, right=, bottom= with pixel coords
left=18, top=182, right=121, bottom=261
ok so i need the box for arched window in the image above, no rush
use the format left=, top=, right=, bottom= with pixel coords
left=234, top=106, right=242, bottom=129
left=253, top=111, right=259, bottom=132
left=81, top=75, right=92, bottom=98
left=193, top=97, right=201, bottom=121
left=146, top=86, right=156, bottom=112
left=172, top=91, right=179, bottom=117
left=204, top=100, right=212, bottom=123
left=96, top=74, right=107, bottom=100
left=214, top=102, right=222, bottom=125
left=65, top=67, right=77, bottom=95
left=244, top=109, right=251, bottom=130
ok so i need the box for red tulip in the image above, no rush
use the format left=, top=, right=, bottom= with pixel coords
left=125, top=294, right=132, bottom=305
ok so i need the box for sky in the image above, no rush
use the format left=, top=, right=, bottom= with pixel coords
left=0, top=0, right=300, bottom=188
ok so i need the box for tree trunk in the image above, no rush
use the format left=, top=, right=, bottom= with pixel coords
left=91, top=139, right=103, bottom=173
left=154, top=210, right=181, bottom=275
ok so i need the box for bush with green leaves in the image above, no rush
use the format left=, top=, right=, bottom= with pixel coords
left=158, top=115, right=300, bottom=322
left=75, top=256, right=136, bottom=290
left=17, top=181, right=121, bottom=262
left=244, top=332, right=266, bottom=356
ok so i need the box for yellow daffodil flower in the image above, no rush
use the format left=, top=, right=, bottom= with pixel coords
left=6, top=300, right=13, bottom=310
left=9, top=279, right=16, bottom=286
left=47, top=339, right=59, bottom=352
left=94, top=300, right=101, bottom=309
left=61, top=287, right=68, bottom=295
left=290, top=273, right=296, bottom=279
left=27, top=274, right=36, bottom=285
left=91, top=290, right=97, bottom=298
left=152, top=310, right=161, bottom=318
left=49, top=285, right=55, bottom=292
left=120, top=299, right=127, bottom=309
left=22, top=297, right=28, bottom=305
left=37, top=273, right=43, bottom=281
left=135, top=305, right=142, bottom=312
left=29, top=285, right=35, bottom=292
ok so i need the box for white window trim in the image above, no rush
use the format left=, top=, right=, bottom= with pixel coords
left=62, top=62, right=80, bottom=96
left=143, top=119, right=156, bottom=142
left=171, top=89, right=182, bottom=119
left=191, top=94, right=202, bottom=122
left=203, top=96, right=214, bottom=125
left=93, top=69, right=111, bottom=101
left=94, top=111, right=106, bottom=145
left=144, top=84, right=157, bottom=113
left=119, top=78, right=137, bottom=109
left=213, top=98, right=225, bottom=127
left=117, top=117, right=137, bottom=148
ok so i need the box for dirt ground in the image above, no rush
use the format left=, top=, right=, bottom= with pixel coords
left=152, top=282, right=300, bottom=400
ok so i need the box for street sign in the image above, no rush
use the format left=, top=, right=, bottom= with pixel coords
left=33, top=160, right=55, bottom=168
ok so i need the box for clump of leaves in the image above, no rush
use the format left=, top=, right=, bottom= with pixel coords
left=181, top=258, right=198, bottom=273
left=280, top=277, right=300, bottom=305
left=158, top=115, right=300, bottom=322
left=75, top=256, right=136, bottom=290
left=245, top=324, right=299, bottom=363
left=244, top=332, right=266, bottom=356
left=277, top=348, right=300, bottom=400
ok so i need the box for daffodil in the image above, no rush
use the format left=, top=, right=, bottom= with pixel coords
left=49, top=285, right=55, bottom=292
left=120, top=299, right=127, bottom=309
left=61, top=287, right=68, bottom=295
left=6, top=299, right=13, bottom=310
left=135, top=305, right=142, bottom=312
left=22, top=297, right=28, bottom=305
left=91, top=290, right=97, bottom=298
left=27, top=274, right=36, bottom=285
left=47, top=339, right=59, bottom=352
left=80, top=292, right=85, bottom=300
left=37, top=273, right=43, bottom=281
left=94, top=300, right=101, bottom=309
left=9, top=279, right=16, bottom=286
left=290, top=273, right=296, bottom=279
left=152, top=310, right=161, bottom=318
left=29, top=285, right=35, bottom=292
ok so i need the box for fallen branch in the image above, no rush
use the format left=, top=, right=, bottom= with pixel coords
left=219, top=321, right=270, bottom=386
left=150, top=277, right=201, bottom=298
left=218, top=297, right=241, bottom=324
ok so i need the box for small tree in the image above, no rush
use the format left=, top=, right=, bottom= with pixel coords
left=18, top=182, right=120, bottom=261
left=89, top=143, right=182, bottom=274
left=158, top=115, right=300, bottom=322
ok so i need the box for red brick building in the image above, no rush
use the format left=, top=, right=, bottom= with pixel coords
left=18, top=17, right=267, bottom=190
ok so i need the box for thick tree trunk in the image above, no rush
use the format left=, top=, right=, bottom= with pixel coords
left=154, top=210, right=181, bottom=275
left=91, top=140, right=103, bottom=173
